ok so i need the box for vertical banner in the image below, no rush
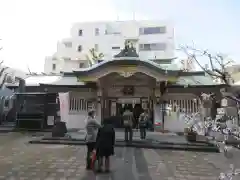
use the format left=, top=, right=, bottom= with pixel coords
left=59, top=92, right=69, bottom=124
left=154, top=104, right=162, bottom=127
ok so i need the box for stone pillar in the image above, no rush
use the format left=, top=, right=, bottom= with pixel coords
left=111, top=99, right=117, bottom=116
left=201, top=99, right=211, bottom=120
left=101, top=88, right=106, bottom=123
left=151, top=87, right=156, bottom=125
left=159, top=81, right=167, bottom=130
left=96, top=89, right=102, bottom=124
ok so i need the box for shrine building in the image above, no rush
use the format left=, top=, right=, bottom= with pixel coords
left=6, top=46, right=226, bottom=132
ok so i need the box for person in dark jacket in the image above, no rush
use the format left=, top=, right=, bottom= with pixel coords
left=95, top=117, right=115, bottom=172
left=138, top=109, right=148, bottom=139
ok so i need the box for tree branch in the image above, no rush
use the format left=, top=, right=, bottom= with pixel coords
left=179, top=45, right=233, bottom=85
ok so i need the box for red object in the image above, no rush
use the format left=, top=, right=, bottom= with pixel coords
left=155, top=122, right=161, bottom=126
left=91, top=151, right=97, bottom=169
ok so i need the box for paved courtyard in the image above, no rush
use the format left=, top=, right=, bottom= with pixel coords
left=68, top=130, right=188, bottom=144
left=0, top=132, right=239, bottom=179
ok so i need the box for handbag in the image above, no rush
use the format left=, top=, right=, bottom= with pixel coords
left=91, top=150, right=97, bottom=170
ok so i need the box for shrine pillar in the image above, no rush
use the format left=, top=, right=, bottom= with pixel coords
left=96, top=89, right=102, bottom=124
left=153, top=85, right=161, bottom=131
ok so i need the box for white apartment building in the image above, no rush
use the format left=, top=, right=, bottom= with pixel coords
left=44, top=20, right=175, bottom=74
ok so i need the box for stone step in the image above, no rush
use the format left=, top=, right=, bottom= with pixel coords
left=41, top=137, right=216, bottom=147
left=28, top=139, right=220, bottom=153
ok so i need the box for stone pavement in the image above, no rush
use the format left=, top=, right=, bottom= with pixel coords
left=0, top=132, right=238, bottom=179
left=68, top=130, right=188, bottom=144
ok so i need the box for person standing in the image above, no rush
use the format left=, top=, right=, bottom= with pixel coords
left=85, top=110, right=101, bottom=170
left=94, top=117, right=115, bottom=172
left=123, top=108, right=133, bottom=142
left=139, top=109, right=148, bottom=139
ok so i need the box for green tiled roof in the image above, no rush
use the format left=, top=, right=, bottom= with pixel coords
left=177, top=74, right=217, bottom=86
left=159, top=63, right=181, bottom=71
left=231, top=72, right=240, bottom=82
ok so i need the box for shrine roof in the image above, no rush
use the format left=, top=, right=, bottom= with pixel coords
left=6, top=74, right=87, bottom=87
left=39, top=75, right=85, bottom=86
left=6, top=75, right=62, bottom=87
left=72, top=58, right=203, bottom=76
left=6, top=69, right=219, bottom=88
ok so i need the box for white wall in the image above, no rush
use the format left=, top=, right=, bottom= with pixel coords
left=44, top=20, right=175, bottom=73
left=163, top=93, right=200, bottom=133
left=44, top=57, right=88, bottom=74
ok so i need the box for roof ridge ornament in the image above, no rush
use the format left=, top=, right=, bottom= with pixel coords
left=114, top=40, right=139, bottom=58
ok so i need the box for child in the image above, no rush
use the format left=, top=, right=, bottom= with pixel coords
left=95, top=117, right=115, bottom=172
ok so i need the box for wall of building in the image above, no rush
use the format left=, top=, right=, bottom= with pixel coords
left=44, top=57, right=88, bottom=74
left=44, top=20, right=175, bottom=73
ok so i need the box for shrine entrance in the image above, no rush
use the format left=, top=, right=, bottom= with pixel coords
left=98, top=72, right=156, bottom=128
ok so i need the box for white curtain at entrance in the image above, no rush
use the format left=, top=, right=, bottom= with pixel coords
left=117, top=98, right=141, bottom=104
left=59, top=92, right=69, bottom=124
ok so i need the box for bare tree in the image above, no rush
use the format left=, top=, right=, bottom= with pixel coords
left=0, top=39, right=3, bottom=65
left=0, top=39, right=9, bottom=88
left=178, top=44, right=235, bottom=120
left=179, top=45, right=234, bottom=85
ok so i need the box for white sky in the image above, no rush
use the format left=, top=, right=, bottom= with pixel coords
left=0, top=0, right=131, bottom=72
left=0, top=0, right=239, bottom=72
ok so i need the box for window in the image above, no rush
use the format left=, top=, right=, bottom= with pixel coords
left=52, top=64, right=56, bottom=70
left=78, top=29, right=83, bottom=36
left=139, top=26, right=166, bottom=35
left=95, top=28, right=99, bottom=36
left=112, top=46, right=120, bottom=50
left=94, top=44, right=98, bottom=51
left=77, top=45, right=82, bottom=52
left=79, top=63, right=84, bottom=68
left=69, top=98, right=89, bottom=111
left=63, top=41, right=72, bottom=48
left=139, top=43, right=166, bottom=51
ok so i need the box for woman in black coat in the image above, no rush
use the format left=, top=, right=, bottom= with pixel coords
left=95, top=117, right=115, bottom=172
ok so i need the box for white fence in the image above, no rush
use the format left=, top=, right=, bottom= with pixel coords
left=164, top=98, right=201, bottom=132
